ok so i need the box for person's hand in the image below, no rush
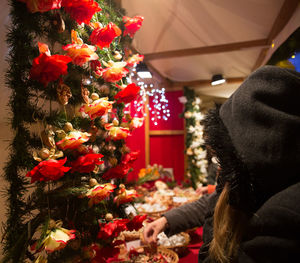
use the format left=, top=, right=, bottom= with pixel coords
left=143, top=217, right=168, bottom=245
left=196, top=186, right=208, bottom=195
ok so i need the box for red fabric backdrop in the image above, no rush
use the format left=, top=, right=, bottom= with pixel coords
left=126, top=89, right=185, bottom=182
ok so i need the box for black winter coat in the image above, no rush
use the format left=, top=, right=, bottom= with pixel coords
left=164, top=182, right=300, bottom=262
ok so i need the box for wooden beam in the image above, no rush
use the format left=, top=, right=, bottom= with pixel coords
left=149, top=130, right=185, bottom=136
left=252, top=0, right=299, bottom=70
left=173, top=77, right=245, bottom=87
left=144, top=39, right=268, bottom=61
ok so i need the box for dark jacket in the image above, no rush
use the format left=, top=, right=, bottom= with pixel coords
left=165, top=67, right=300, bottom=262
left=164, top=182, right=300, bottom=262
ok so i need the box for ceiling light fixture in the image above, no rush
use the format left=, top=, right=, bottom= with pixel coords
left=136, top=62, right=152, bottom=78
left=211, top=74, right=226, bottom=86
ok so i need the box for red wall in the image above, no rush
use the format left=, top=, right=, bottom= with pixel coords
left=126, top=90, right=185, bottom=183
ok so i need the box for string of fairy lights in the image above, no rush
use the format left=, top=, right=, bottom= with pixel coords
left=128, top=64, right=171, bottom=125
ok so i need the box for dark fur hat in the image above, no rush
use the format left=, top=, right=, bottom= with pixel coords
left=203, top=66, right=300, bottom=212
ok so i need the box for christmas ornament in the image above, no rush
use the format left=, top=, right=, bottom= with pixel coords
left=81, top=84, right=90, bottom=104
left=18, top=0, right=61, bottom=13
left=61, top=0, right=101, bottom=25
left=101, top=61, right=129, bottom=83
left=89, top=22, right=121, bottom=49
left=52, top=12, right=65, bottom=33
left=56, top=130, right=91, bottom=150
left=80, top=97, right=114, bottom=120
left=86, top=183, right=116, bottom=207
left=41, top=220, right=76, bottom=252
left=30, top=43, right=72, bottom=87
left=123, top=16, right=144, bottom=38
left=63, top=30, right=99, bottom=66
left=114, top=83, right=140, bottom=104
left=70, top=153, right=104, bottom=174
left=26, top=158, right=71, bottom=183
left=56, top=82, right=72, bottom=105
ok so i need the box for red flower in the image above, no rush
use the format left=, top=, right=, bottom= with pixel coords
left=114, top=83, right=140, bottom=104
left=70, top=153, right=103, bottom=173
left=102, top=151, right=139, bottom=180
left=80, top=97, right=114, bottom=120
left=126, top=54, right=144, bottom=67
left=122, top=151, right=140, bottom=166
left=91, top=241, right=124, bottom=263
left=101, top=61, right=129, bottom=83
left=97, top=219, right=129, bottom=239
left=86, top=183, right=116, bottom=207
left=114, top=188, right=138, bottom=206
left=104, top=123, right=130, bottom=141
left=62, top=0, right=101, bottom=25
left=89, top=22, right=121, bottom=49
left=91, top=60, right=103, bottom=77
left=63, top=30, right=98, bottom=66
left=18, top=0, right=61, bottom=13
left=126, top=215, right=147, bottom=232
left=102, top=163, right=130, bottom=180
left=56, top=130, right=91, bottom=150
left=30, top=42, right=72, bottom=86
left=123, top=16, right=144, bottom=38
left=26, top=157, right=71, bottom=183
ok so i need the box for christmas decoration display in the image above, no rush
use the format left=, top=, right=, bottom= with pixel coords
left=3, top=0, right=147, bottom=262
left=127, top=63, right=171, bottom=126
left=182, top=87, right=208, bottom=188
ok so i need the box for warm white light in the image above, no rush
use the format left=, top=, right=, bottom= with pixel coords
left=211, top=79, right=225, bottom=86
left=137, top=71, right=152, bottom=78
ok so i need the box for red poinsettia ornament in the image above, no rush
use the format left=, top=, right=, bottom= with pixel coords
left=114, top=187, right=139, bottom=206
left=114, top=83, right=140, bottom=104
left=26, top=157, right=71, bottom=183
left=102, top=151, right=139, bottom=180
left=80, top=97, right=114, bottom=120
left=126, top=215, right=147, bottom=231
left=62, top=0, right=101, bottom=25
left=104, top=123, right=130, bottom=141
left=101, top=61, right=129, bottom=83
left=91, top=241, right=124, bottom=263
left=89, top=22, right=121, bottom=49
left=102, top=163, right=130, bottom=180
left=70, top=153, right=103, bottom=173
left=18, top=0, right=61, bottom=13
left=86, top=183, right=116, bottom=207
left=97, top=219, right=129, bottom=239
left=30, top=42, right=72, bottom=86
left=62, top=30, right=98, bottom=66
left=56, top=130, right=91, bottom=150
left=126, top=54, right=144, bottom=67
left=123, top=16, right=144, bottom=38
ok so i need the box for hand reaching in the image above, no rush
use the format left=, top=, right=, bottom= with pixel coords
left=143, top=217, right=168, bottom=245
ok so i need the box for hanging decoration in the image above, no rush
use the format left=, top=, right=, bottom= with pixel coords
left=127, top=64, right=171, bottom=126
left=182, top=87, right=208, bottom=188
left=3, top=0, right=148, bottom=262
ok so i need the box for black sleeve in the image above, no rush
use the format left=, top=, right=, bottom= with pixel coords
left=163, top=192, right=216, bottom=236
left=237, top=183, right=300, bottom=263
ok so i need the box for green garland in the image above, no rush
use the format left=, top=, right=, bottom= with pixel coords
left=183, top=87, right=208, bottom=189
left=3, top=1, right=141, bottom=262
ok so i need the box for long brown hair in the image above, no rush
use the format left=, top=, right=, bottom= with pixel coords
left=209, top=183, right=248, bottom=262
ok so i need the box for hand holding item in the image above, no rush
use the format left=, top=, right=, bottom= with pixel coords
left=143, top=217, right=168, bottom=245
left=196, top=186, right=208, bottom=195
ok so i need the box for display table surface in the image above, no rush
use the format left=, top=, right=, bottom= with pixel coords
left=179, top=227, right=203, bottom=263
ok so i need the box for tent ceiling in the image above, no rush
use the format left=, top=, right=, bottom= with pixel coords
left=121, top=0, right=299, bottom=96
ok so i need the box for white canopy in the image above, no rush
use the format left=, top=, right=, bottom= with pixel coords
left=121, top=0, right=300, bottom=97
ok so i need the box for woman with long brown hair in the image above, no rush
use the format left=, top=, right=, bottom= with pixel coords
left=143, top=66, right=300, bottom=262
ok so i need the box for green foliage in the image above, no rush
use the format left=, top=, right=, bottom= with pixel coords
left=3, top=0, right=139, bottom=262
